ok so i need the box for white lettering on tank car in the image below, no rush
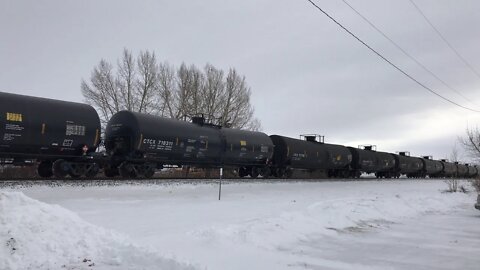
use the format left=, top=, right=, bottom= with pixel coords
left=143, top=138, right=156, bottom=145
left=3, top=133, right=21, bottom=141
left=142, top=138, right=174, bottom=151
left=5, top=124, right=24, bottom=131
left=143, top=138, right=157, bottom=150
left=62, top=139, right=74, bottom=147
left=156, top=140, right=173, bottom=151
left=66, top=124, right=86, bottom=136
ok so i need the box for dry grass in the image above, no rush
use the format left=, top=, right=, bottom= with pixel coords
left=471, top=179, right=480, bottom=193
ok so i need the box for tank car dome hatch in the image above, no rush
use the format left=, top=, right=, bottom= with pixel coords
left=191, top=115, right=205, bottom=126
left=300, top=134, right=324, bottom=144
left=189, top=114, right=225, bottom=129
left=359, top=145, right=376, bottom=151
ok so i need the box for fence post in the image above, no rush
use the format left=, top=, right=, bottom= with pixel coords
left=218, top=167, right=223, bottom=200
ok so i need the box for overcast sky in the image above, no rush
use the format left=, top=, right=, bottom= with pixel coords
left=1, top=0, right=480, bottom=161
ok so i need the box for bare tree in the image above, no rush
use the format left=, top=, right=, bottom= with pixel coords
left=82, top=49, right=160, bottom=125
left=218, top=68, right=259, bottom=130
left=157, top=62, right=177, bottom=118
left=472, top=179, right=480, bottom=192
left=82, top=49, right=261, bottom=131
left=136, top=50, right=159, bottom=114
left=117, top=49, right=136, bottom=112
left=459, top=127, right=480, bottom=163
left=459, top=127, right=480, bottom=194
left=81, top=59, right=119, bottom=126
left=175, top=63, right=194, bottom=120
left=202, top=64, right=224, bottom=121
left=445, top=143, right=461, bottom=192
left=450, top=142, right=460, bottom=163
left=245, top=117, right=262, bottom=131
left=188, top=65, right=204, bottom=117
left=173, top=64, right=262, bottom=131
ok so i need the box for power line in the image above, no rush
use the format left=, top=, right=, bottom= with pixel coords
left=340, top=0, right=479, bottom=108
left=304, top=0, right=480, bottom=113
left=408, top=0, right=480, bottom=80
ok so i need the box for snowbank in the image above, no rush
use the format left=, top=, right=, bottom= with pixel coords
left=1, top=180, right=478, bottom=270
left=192, top=188, right=472, bottom=250
left=0, top=191, right=196, bottom=270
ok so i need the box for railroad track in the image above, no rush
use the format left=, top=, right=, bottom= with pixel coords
left=0, top=176, right=439, bottom=188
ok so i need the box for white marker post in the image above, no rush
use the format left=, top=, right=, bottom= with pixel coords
left=218, top=167, right=223, bottom=200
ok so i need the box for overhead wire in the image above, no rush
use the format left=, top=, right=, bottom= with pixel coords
left=305, top=0, right=480, bottom=113
left=408, top=0, right=480, bottom=80
left=340, top=0, right=479, bottom=108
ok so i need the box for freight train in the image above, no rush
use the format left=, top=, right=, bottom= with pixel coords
left=0, top=91, right=477, bottom=179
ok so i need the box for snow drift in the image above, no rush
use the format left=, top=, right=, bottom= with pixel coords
left=0, top=191, right=196, bottom=270
left=192, top=187, right=472, bottom=250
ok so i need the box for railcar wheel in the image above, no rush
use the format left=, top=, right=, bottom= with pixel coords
left=85, top=163, right=100, bottom=178
left=69, top=171, right=82, bottom=179
left=37, top=161, right=53, bottom=178
left=104, top=166, right=118, bottom=177
left=351, top=170, right=361, bottom=178
left=68, top=164, right=84, bottom=179
left=262, top=167, right=271, bottom=179
left=250, top=167, right=259, bottom=178
left=52, top=159, right=69, bottom=178
left=285, top=168, right=293, bottom=178
left=144, top=168, right=155, bottom=178
left=239, top=167, right=248, bottom=178
left=143, top=164, right=155, bottom=178
left=276, top=168, right=285, bottom=178
left=119, top=162, right=137, bottom=178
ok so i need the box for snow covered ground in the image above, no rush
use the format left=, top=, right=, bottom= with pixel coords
left=1, top=179, right=479, bottom=270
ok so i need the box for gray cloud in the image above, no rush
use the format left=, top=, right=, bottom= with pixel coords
left=1, top=0, right=479, bottom=161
